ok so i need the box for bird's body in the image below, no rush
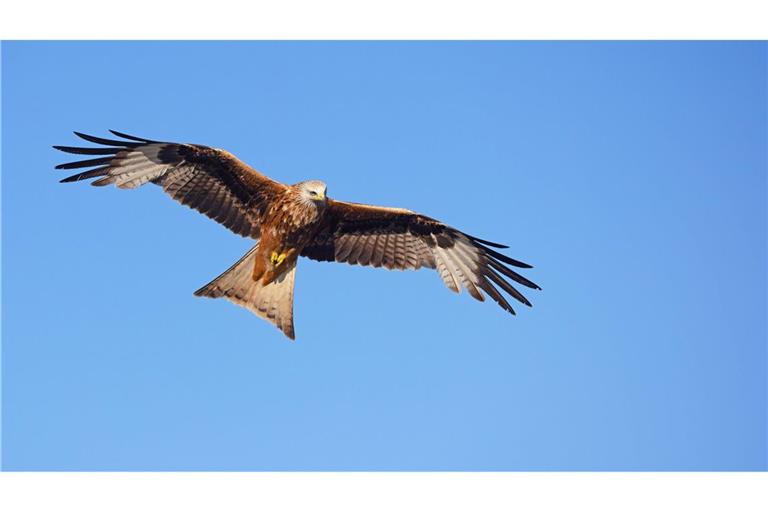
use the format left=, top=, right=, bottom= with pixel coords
left=251, top=181, right=327, bottom=286
left=55, top=131, right=540, bottom=340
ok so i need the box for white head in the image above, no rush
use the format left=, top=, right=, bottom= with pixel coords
left=296, top=180, right=328, bottom=205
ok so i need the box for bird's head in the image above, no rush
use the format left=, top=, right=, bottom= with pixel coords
left=296, top=180, right=328, bottom=205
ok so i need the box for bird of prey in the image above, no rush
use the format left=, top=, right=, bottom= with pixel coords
left=54, top=131, right=540, bottom=339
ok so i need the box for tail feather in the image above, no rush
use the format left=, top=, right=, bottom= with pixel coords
left=194, top=245, right=297, bottom=340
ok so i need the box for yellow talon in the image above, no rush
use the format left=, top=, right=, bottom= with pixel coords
left=270, top=251, right=287, bottom=266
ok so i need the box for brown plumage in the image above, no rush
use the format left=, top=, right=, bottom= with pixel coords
left=55, top=130, right=540, bottom=340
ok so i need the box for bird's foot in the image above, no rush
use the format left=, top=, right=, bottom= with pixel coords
left=270, top=251, right=287, bottom=266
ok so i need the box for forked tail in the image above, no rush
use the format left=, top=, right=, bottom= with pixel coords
left=194, top=244, right=297, bottom=340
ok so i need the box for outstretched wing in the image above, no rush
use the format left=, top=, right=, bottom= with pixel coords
left=54, top=130, right=288, bottom=238
left=301, top=200, right=541, bottom=314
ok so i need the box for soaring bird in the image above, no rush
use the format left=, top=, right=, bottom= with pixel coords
left=54, top=131, right=540, bottom=339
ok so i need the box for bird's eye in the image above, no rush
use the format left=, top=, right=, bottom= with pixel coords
left=309, top=191, right=317, bottom=196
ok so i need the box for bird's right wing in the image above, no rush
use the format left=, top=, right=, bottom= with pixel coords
left=301, top=199, right=540, bottom=315
left=54, top=130, right=288, bottom=238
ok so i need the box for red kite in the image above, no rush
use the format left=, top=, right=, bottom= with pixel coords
left=55, top=131, right=540, bottom=339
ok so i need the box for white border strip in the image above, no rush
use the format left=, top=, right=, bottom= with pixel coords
left=1, top=0, right=768, bottom=39
left=1, top=473, right=767, bottom=512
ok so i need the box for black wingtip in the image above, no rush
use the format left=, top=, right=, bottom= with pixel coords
left=72, top=131, right=141, bottom=147
left=54, top=156, right=114, bottom=170
left=60, top=173, right=93, bottom=183
left=484, top=246, right=534, bottom=269
left=108, top=129, right=159, bottom=143
left=468, top=235, right=509, bottom=249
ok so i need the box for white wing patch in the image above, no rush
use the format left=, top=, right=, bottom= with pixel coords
left=93, top=144, right=173, bottom=189
left=432, top=235, right=484, bottom=300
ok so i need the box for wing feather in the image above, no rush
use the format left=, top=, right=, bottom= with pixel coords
left=54, top=131, right=288, bottom=238
left=336, top=234, right=356, bottom=262
left=301, top=199, right=540, bottom=314
left=433, top=248, right=461, bottom=293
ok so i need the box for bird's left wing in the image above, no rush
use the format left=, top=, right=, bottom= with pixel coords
left=54, top=130, right=288, bottom=238
left=301, top=199, right=540, bottom=314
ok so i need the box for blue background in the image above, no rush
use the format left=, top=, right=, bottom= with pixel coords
left=2, top=42, right=766, bottom=470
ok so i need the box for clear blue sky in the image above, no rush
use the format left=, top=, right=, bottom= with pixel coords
left=2, top=41, right=765, bottom=470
